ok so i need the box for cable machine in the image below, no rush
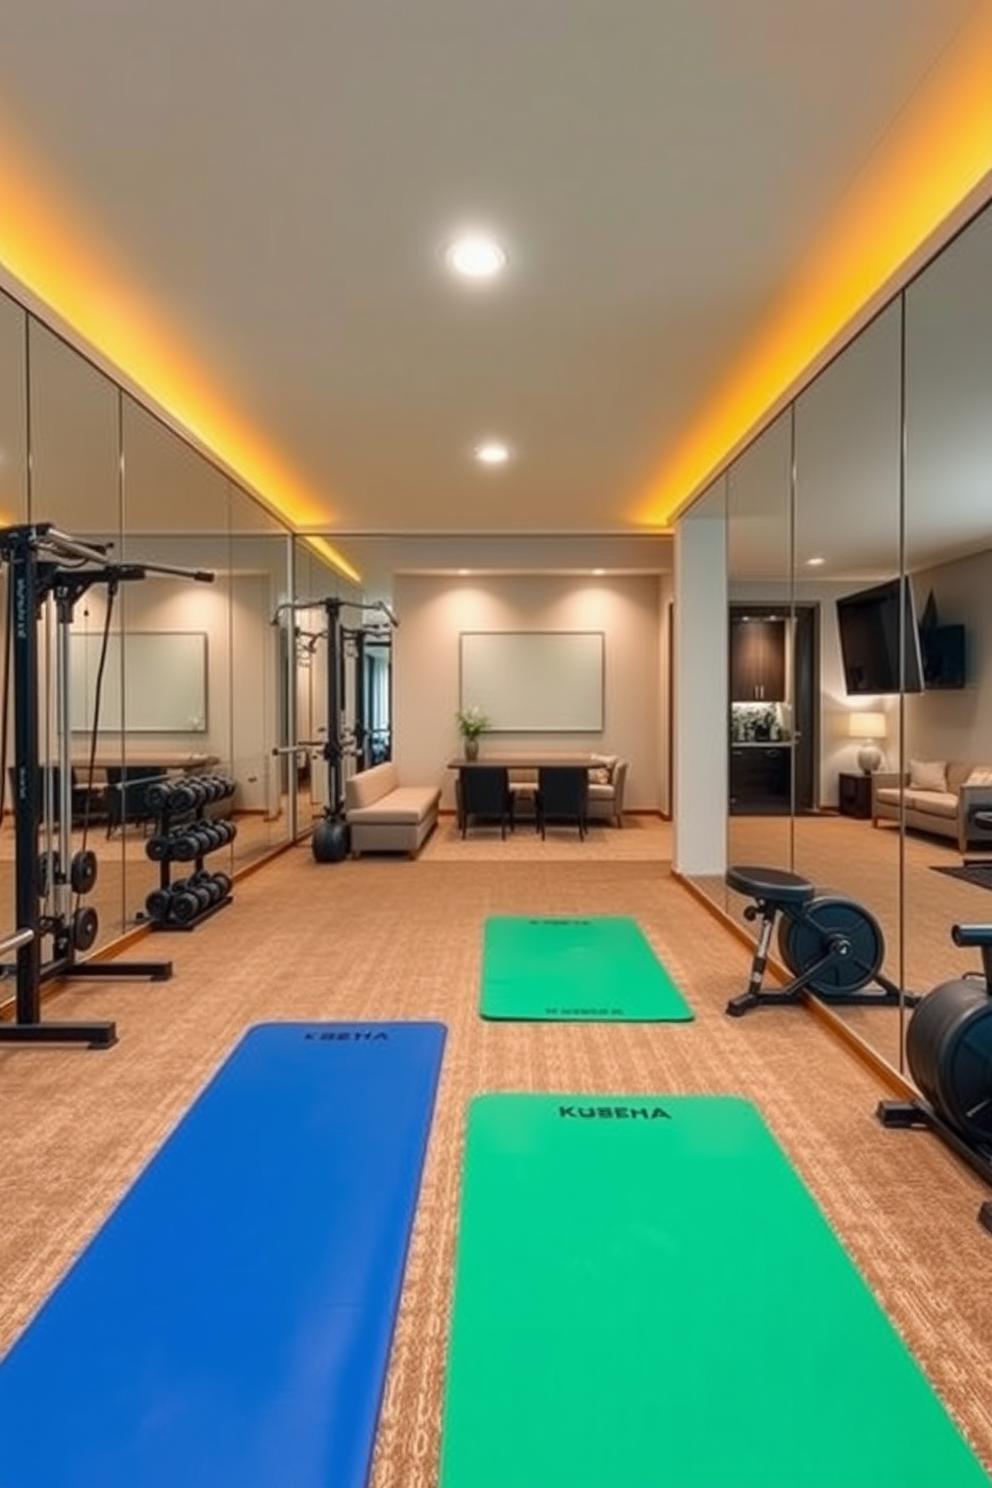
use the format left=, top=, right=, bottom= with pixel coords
left=0, top=522, right=214, bottom=1047
left=274, top=596, right=398, bottom=861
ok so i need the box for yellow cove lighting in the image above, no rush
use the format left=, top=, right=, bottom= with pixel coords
left=638, top=0, right=992, bottom=528
left=0, top=120, right=335, bottom=542
left=302, top=536, right=362, bottom=586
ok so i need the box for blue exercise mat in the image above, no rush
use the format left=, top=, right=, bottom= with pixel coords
left=0, top=1020, right=446, bottom=1488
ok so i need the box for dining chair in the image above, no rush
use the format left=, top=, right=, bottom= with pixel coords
left=535, top=766, right=589, bottom=839
left=459, top=766, right=514, bottom=839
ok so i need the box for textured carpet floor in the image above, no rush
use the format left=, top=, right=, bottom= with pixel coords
left=1, top=825, right=991, bottom=1482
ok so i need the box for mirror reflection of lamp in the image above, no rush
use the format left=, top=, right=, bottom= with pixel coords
left=847, top=710, right=887, bottom=774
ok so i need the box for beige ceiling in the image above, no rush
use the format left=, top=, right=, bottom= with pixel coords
left=0, top=0, right=982, bottom=542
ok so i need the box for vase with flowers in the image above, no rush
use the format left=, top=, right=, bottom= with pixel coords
left=456, top=704, right=489, bottom=760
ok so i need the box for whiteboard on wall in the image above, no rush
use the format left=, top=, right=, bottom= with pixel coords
left=69, top=633, right=208, bottom=733
left=460, top=631, right=604, bottom=732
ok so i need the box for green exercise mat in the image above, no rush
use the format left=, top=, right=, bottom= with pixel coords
left=438, top=1093, right=990, bottom=1488
left=480, top=915, right=692, bottom=1021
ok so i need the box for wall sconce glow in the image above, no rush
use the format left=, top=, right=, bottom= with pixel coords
left=474, top=440, right=511, bottom=466
left=457, top=568, right=471, bottom=575
left=444, top=232, right=507, bottom=281
left=806, top=556, right=826, bottom=567
left=593, top=568, right=605, bottom=576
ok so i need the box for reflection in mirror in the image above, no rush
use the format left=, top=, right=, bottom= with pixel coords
left=681, top=478, right=728, bottom=912
left=26, top=321, right=126, bottom=953
left=724, top=411, right=794, bottom=934
left=903, top=202, right=992, bottom=1040
left=290, top=539, right=351, bottom=840
left=120, top=396, right=232, bottom=935
left=791, top=301, right=905, bottom=1067
left=228, top=484, right=293, bottom=869
left=0, top=292, right=27, bottom=958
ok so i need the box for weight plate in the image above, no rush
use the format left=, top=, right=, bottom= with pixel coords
left=71, top=905, right=99, bottom=953
left=70, top=848, right=99, bottom=895
left=777, top=894, right=884, bottom=996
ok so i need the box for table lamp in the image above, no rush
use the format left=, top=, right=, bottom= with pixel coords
left=848, top=711, right=887, bottom=774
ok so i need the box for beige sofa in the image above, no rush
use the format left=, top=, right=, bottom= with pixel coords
left=344, top=761, right=441, bottom=857
left=872, top=761, right=992, bottom=852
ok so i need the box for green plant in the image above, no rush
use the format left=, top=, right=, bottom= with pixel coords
left=456, top=704, right=490, bottom=739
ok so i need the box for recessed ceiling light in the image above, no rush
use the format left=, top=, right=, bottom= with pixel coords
left=474, top=440, right=511, bottom=466
left=444, top=232, right=507, bottom=280
left=806, top=556, right=826, bottom=567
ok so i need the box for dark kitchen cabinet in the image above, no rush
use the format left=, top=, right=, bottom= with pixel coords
left=729, top=745, right=791, bottom=813
left=729, top=614, right=786, bottom=702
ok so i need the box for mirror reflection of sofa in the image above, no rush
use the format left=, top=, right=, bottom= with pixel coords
left=872, top=759, right=992, bottom=852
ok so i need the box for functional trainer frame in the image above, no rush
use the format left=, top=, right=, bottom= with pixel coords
left=0, top=523, right=213, bottom=1047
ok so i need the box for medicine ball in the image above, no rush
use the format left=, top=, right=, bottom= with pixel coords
left=311, top=817, right=350, bottom=863
left=906, top=977, right=992, bottom=1145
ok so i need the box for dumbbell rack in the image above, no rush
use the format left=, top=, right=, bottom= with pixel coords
left=142, top=777, right=237, bottom=931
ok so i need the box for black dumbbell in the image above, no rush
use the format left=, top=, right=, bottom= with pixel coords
left=169, top=832, right=200, bottom=862
left=146, top=780, right=174, bottom=810
left=191, top=873, right=222, bottom=906
left=146, top=833, right=174, bottom=862
left=170, top=889, right=201, bottom=924
left=145, top=887, right=174, bottom=922
left=168, top=780, right=197, bottom=812
left=213, top=871, right=233, bottom=899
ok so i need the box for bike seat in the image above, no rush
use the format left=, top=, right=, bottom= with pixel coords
left=726, top=865, right=815, bottom=908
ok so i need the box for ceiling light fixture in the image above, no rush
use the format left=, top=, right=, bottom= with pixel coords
left=444, top=232, right=507, bottom=281
left=474, top=440, right=511, bottom=466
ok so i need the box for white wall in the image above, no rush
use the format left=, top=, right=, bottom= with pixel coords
left=673, top=499, right=727, bottom=876
left=391, top=573, right=663, bottom=810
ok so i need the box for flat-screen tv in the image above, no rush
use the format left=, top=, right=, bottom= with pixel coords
left=836, top=578, right=924, bottom=695
left=921, top=624, right=966, bottom=689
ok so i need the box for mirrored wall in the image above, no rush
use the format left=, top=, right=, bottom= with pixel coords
left=0, top=289, right=299, bottom=969
left=690, top=195, right=992, bottom=1075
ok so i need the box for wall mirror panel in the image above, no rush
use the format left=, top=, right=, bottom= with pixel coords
left=725, top=411, right=794, bottom=929
left=229, top=485, right=293, bottom=869
left=0, top=293, right=27, bottom=959
left=0, top=281, right=303, bottom=1020
left=290, top=540, right=340, bottom=837
left=792, top=300, right=905, bottom=1068
left=685, top=194, right=992, bottom=1083
left=27, top=325, right=126, bottom=953
left=902, top=202, right=992, bottom=1020
left=119, top=397, right=233, bottom=935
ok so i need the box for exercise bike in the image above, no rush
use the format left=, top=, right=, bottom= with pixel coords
left=725, top=865, right=907, bottom=1016
left=878, top=922, right=992, bottom=1234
